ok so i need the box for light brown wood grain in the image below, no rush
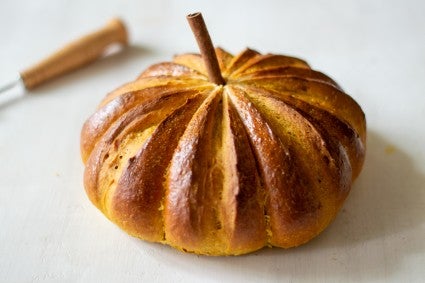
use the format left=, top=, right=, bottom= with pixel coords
left=20, top=18, right=128, bottom=90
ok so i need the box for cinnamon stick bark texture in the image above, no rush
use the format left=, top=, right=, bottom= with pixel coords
left=187, top=12, right=225, bottom=85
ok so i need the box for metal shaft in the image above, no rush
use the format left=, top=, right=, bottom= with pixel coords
left=0, top=74, right=22, bottom=94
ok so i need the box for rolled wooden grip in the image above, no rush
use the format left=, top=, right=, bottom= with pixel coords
left=20, top=18, right=128, bottom=90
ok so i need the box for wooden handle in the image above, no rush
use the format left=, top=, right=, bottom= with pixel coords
left=20, top=18, right=128, bottom=90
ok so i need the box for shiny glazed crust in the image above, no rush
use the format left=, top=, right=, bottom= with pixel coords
left=81, top=48, right=366, bottom=255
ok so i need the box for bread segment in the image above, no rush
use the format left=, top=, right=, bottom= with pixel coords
left=221, top=90, right=267, bottom=253
left=165, top=88, right=224, bottom=253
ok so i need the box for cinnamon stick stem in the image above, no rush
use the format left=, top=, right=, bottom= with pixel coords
left=187, top=13, right=225, bottom=85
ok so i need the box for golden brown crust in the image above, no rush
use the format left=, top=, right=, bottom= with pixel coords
left=81, top=47, right=366, bottom=255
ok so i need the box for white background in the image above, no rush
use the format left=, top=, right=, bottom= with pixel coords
left=1, top=0, right=424, bottom=282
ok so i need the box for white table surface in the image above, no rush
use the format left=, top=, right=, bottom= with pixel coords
left=1, top=0, right=424, bottom=282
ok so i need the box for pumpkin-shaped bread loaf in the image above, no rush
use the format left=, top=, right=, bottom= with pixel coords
left=81, top=46, right=366, bottom=255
